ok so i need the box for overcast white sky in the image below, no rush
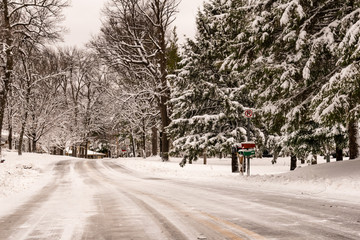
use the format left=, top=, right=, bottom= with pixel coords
left=61, top=0, right=206, bottom=47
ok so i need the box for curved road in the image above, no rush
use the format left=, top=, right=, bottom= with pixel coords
left=0, top=159, right=359, bottom=239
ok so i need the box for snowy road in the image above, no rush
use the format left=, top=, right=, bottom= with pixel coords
left=0, top=159, right=359, bottom=240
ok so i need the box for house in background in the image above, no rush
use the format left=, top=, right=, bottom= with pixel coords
left=65, top=146, right=106, bottom=159
left=1, top=130, right=31, bottom=152
left=1, top=130, right=11, bottom=149
left=86, top=150, right=106, bottom=159
left=50, top=146, right=65, bottom=155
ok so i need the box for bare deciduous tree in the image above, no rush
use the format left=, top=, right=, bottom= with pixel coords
left=55, top=48, right=110, bottom=157
left=92, top=0, right=179, bottom=161
left=0, top=0, right=67, bottom=157
left=16, top=47, right=64, bottom=154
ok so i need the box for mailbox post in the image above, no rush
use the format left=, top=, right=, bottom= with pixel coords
left=232, top=109, right=255, bottom=175
left=241, top=109, right=255, bottom=176
left=238, top=142, right=255, bottom=176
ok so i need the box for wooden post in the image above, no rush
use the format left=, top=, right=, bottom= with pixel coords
left=247, top=157, right=250, bottom=176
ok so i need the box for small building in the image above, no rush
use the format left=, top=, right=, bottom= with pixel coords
left=50, top=146, right=65, bottom=155
left=66, top=148, right=106, bottom=159
left=87, top=150, right=106, bottom=159
left=1, top=130, right=31, bottom=152
left=1, top=130, right=9, bottom=148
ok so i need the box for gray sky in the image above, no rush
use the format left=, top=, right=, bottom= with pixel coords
left=61, top=0, right=205, bottom=47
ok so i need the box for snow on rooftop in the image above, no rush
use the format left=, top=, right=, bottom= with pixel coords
left=66, top=149, right=106, bottom=155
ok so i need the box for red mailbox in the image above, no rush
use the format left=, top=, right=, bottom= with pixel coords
left=241, top=142, right=256, bottom=149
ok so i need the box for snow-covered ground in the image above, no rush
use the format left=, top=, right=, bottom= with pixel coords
left=0, top=151, right=59, bottom=197
left=1, top=150, right=359, bottom=203
left=114, top=155, right=360, bottom=202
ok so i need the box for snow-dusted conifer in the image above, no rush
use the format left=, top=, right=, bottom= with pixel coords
left=169, top=0, right=253, bottom=166
left=236, top=0, right=359, bottom=159
left=311, top=1, right=360, bottom=159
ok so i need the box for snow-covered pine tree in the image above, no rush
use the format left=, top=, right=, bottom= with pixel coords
left=217, top=0, right=306, bottom=159
left=239, top=0, right=358, bottom=160
left=312, top=1, right=360, bottom=159
left=222, top=0, right=280, bottom=158
left=169, top=0, right=253, bottom=166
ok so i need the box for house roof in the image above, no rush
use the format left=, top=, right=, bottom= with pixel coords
left=87, top=150, right=106, bottom=156
left=67, top=149, right=106, bottom=156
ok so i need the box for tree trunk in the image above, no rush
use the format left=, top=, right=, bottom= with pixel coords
left=116, top=136, right=119, bottom=158
left=272, top=150, right=278, bottom=164
left=142, top=119, right=146, bottom=158
left=151, top=127, right=158, bottom=156
left=85, top=141, right=88, bottom=159
left=72, top=145, right=76, bottom=157
left=325, top=154, right=330, bottom=163
left=80, top=146, right=84, bottom=158
left=231, top=146, right=239, bottom=172
left=131, top=134, right=136, bottom=158
left=312, top=155, right=317, bottom=165
left=203, top=149, right=207, bottom=165
left=158, top=13, right=171, bottom=162
left=334, top=134, right=344, bottom=161
left=0, top=98, right=5, bottom=157
left=0, top=0, right=14, bottom=158
left=18, top=112, right=28, bottom=156
left=290, top=155, right=297, bottom=170
left=7, top=103, right=13, bottom=150
left=348, top=119, right=359, bottom=160
left=159, top=131, right=162, bottom=157
left=159, top=101, right=170, bottom=161
left=28, top=139, right=32, bottom=153
left=18, top=53, right=33, bottom=155
left=32, top=138, right=37, bottom=153
left=8, top=121, right=12, bottom=150
left=336, top=147, right=343, bottom=161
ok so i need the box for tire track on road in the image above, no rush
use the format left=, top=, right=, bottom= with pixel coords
left=0, top=160, right=70, bottom=240
left=98, top=160, right=267, bottom=240
left=130, top=189, right=266, bottom=240
left=82, top=160, right=186, bottom=240
left=105, top=160, right=360, bottom=240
